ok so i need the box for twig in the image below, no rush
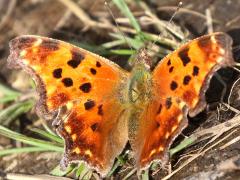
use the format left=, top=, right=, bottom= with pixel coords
left=54, top=10, right=72, bottom=30
left=220, top=135, right=240, bottom=150
left=162, top=129, right=237, bottom=180
left=5, top=173, right=71, bottom=180
left=226, top=15, right=240, bottom=27
left=57, top=0, right=112, bottom=30
left=205, top=8, right=213, bottom=34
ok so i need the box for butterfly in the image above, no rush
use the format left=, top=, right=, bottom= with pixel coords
left=7, top=32, right=234, bottom=176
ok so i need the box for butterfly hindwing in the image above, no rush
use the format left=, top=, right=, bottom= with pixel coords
left=7, top=35, right=130, bottom=176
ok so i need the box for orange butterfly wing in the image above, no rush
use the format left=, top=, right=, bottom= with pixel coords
left=132, top=32, right=234, bottom=169
left=7, top=36, right=130, bottom=176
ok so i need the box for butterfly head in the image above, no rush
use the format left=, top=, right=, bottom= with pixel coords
left=134, top=48, right=152, bottom=70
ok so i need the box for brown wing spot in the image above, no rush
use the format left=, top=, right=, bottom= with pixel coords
left=90, top=68, right=97, bottom=75
left=167, top=59, right=171, bottom=66
left=62, top=78, right=73, bottom=87
left=84, top=99, right=95, bottom=110
left=170, top=81, right=178, bottom=90
left=156, top=122, right=160, bottom=128
left=40, top=40, right=59, bottom=51
left=183, top=90, right=196, bottom=105
left=16, top=37, right=35, bottom=49
left=193, top=66, right=199, bottom=76
left=68, top=49, right=84, bottom=68
left=157, top=104, right=162, bottom=114
left=96, top=61, right=101, bottom=67
left=183, top=75, right=191, bottom=85
left=197, top=36, right=211, bottom=48
left=53, top=68, right=62, bottom=79
left=97, top=105, right=103, bottom=116
left=91, top=123, right=98, bottom=131
left=178, top=46, right=191, bottom=66
left=50, top=92, right=69, bottom=106
left=166, top=97, right=172, bottom=109
left=79, top=83, right=91, bottom=93
left=169, top=66, right=174, bottom=73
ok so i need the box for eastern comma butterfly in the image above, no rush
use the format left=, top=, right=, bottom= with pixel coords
left=7, top=32, right=234, bottom=176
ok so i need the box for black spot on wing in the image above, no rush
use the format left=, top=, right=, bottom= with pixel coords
left=91, top=123, right=98, bottom=131
left=84, top=99, right=95, bottom=110
left=97, top=105, right=103, bottom=116
left=62, top=78, right=73, bottom=87
left=53, top=68, right=62, bottom=79
left=96, top=61, right=101, bottom=67
left=79, top=83, right=91, bottom=93
left=167, top=59, right=171, bottom=66
left=157, top=104, right=162, bottom=114
left=192, top=66, right=199, bottom=76
left=90, top=68, right=97, bottom=75
left=183, top=75, right=191, bottom=85
left=178, top=46, right=191, bottom=66
left=169, top=66, right=174, bottom=73
left=170, top=81, right=178, bottom=90
left=67, top=59, right=81, bottom=68
left=166, top=97, right=172, bottom=109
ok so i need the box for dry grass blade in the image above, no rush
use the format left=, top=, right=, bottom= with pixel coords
left=5, top=173, right=72, bottom=180
left=162, top=127, right=238, bottom=180
left=220, top=136, right=240, bottom=150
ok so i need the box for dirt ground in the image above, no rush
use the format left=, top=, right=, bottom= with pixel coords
left=0, top=0, right=240, bottom=179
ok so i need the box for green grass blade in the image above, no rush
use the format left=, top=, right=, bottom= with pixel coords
left=109, top=33, right=143, bottom=49
left=0, top=100, right=34, bottom=125
left=170, top=136, right=197, bottom=157
left=107, top=153, right=128, bottom=177
left=0, top=147, right=55, bottom=156
left=112, top=0, right=141, bottom=33
left=0, top=95, right=19, bottom=104
left=141, top=169, right=149, bottom=180
left=110, top=49, right=135, bottom=55
left=30, top=128, right=64, bottom=145
left=102, top=39, right=126, bottom=49
left=0, top=125, right=63, bottom=151
left=73, top=162, right=92, bottom=179
left=75, top=163, right=86, bottom=177
left=0, top=83, right=20, bottom=96
left=51, top=164, right=75, bottom=177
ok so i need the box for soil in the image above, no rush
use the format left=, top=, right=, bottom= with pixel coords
left=0, top=0, right=240, bottom=179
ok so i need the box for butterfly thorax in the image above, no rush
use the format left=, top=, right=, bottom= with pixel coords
left=128, top=54, right=152, bottom=109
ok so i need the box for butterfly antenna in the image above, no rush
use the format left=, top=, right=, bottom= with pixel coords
left=104, top=1, right=134, bottom=52
left=148, top=1, right=183, bottom=51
